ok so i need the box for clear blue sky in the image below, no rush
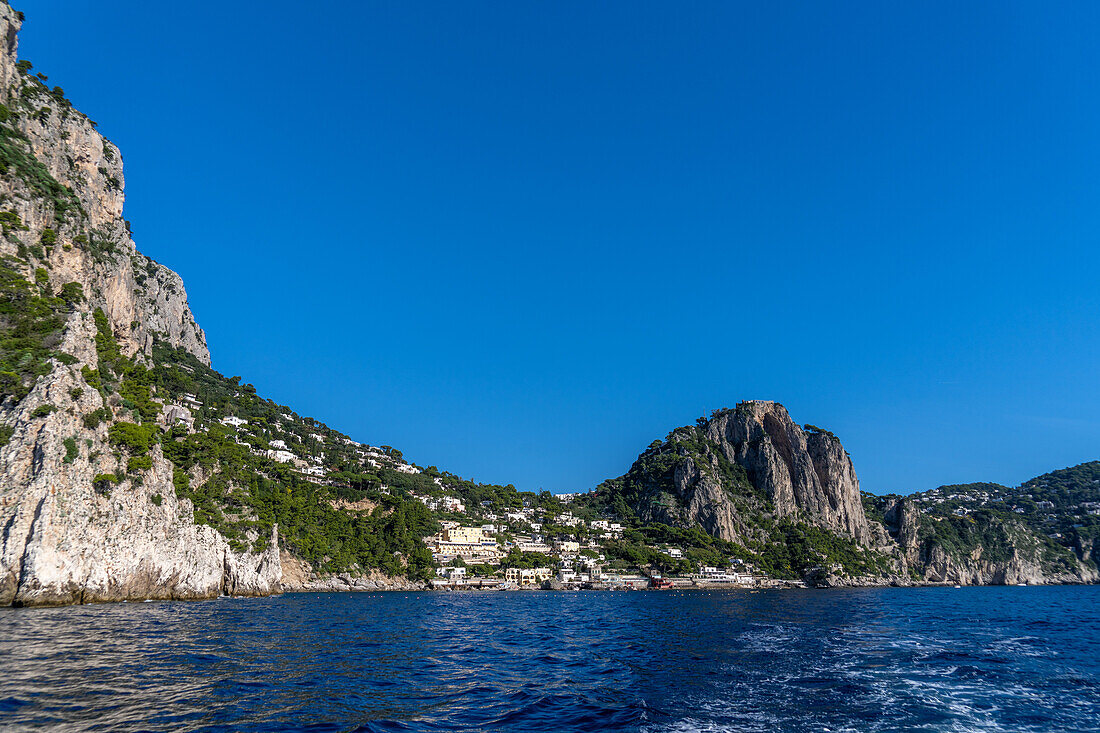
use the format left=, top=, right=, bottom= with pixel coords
left=14, top=1, right=1100, bottom=494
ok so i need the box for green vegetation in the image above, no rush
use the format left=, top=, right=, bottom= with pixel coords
left=92, top=308, right=127, bottom=379
left=0, top=210, right=24, bottom=233
left=57, top=280, right=82, bottom=303
left=92, top=473, right=119, bottom=494
left=141, top=342, right=441, bottom=578
left=0, top=259, right=74, bottom=402
left=82, top=406, right=110, bottom=429
left=756, top=520, right=892, bottom=578
left=127, top=454, right=152, bottom=473
left=107, top=421, right=156, bottom=454
left=62, top=436, right=77, bottom=463
left=0, top=122, right=83, bottom=222
left=500, top=549, right=556, bottom=569
left=602, top=523, right=744, bottom=574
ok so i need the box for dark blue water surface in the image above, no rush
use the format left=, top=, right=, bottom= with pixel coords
left=2, top=586, right=1099, bottom=731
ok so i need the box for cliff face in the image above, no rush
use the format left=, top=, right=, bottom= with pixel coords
left=883, top=497, right=1098, bottom=586
left=704, top=402, right=875, bottom=543
left=608, top=403, right=1098, bottom=586
left=1, top=15, right=208, bottom=364
left=0, top=6, right=278, bottom=606
left=620, top=401, right=880, bottom=545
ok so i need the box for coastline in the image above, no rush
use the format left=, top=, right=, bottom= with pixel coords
left=6, top=574, right=1098, bottom=609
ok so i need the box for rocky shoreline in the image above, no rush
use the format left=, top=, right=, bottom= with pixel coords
left=9, top=571, right=1098, bottom=608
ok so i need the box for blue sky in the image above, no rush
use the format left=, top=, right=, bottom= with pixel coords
left=14, top=1, right=1100, bottom=494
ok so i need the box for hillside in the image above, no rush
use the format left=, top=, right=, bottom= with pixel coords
left=0, top=4, right=451, bottom=604
left=0, top=4, right=1095, bottom=606
left=863, top=463, right=1100, bottom=585
left=583, top=402, right=897, bottom=580
left=592, top=403, right=1098, bottom=586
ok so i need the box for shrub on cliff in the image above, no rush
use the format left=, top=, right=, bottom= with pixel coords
left=0, top=261, right=69, bottom=402
left=62, top=437, right=78, bottom=463
left=127, top=455, right=153, bottom=473
left=107, top=421, right=156, bottom=454
left=92, top=473, right=119, bottom=495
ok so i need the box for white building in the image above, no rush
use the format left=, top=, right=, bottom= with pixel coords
left=553, top=540, right=580, bottom=554
left=439, top=496, right=466, bottom=513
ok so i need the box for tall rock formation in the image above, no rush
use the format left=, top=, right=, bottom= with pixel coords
left=605, top=401, right=886, bottom=549
left=704, top=402, right=873, bottom=543
left=0, top=5, right=279, bottom=606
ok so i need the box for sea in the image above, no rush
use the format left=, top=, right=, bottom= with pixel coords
left=1, top=586, right=1098, bottom=732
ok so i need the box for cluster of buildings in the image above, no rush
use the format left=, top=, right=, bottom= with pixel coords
left=410, top=492, right=466, bottom=514
left=425, top=518, right=766, bottom=590
left=205, top=412, right=422, bottom=487
left=180, top=406, right=778, bottom=591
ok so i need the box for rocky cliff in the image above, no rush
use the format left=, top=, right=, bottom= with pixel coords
left=705, top=402, right=876, bottom=543
left=880, top=495, right=1098, bottom=586
left=0, top=5, right=278, bottom=606
left=607, top=401, right=883, bottom=544
left=599, top=402, right=1098, bottom=585
left=594, top=401, right=900, bottom=579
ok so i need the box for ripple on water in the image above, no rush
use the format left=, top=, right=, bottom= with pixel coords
left=0, top=587, right=1098, bottom=732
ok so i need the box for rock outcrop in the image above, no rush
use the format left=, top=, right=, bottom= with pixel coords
left=606, top=402, right=1098, bottom=586
left=883, top=497, right=1098, bottom=586
left=617, top=401, right=883, bottom=545
left=0, top=14, right=208, bottom=365
left=704, top=402, right=875, bottom=543
left=0, top=5, right=276, bottom=606
left=279, top=551, right=424, bottom=592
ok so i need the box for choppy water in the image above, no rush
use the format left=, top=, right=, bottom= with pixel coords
left=1, top=586, right=1098, bottom=731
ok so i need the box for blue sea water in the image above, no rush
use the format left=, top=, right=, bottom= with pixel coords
left=1, top=586, right=1098, bottom=731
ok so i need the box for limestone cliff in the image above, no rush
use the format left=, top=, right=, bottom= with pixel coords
left=883, top=497, right=1098, bottom=586
left=705, top=402, right=876, bottom=543
left=0, top=5, right=278, bottom=606
left=608, top=401, right=883, bottom=545
left=0, top=15, right=208, bottom=364
left=594, top=401, right=900, bottom=580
